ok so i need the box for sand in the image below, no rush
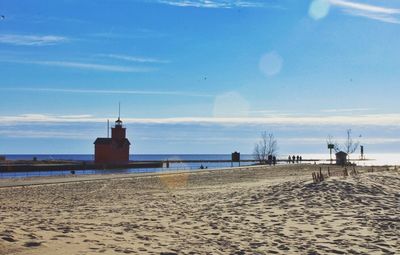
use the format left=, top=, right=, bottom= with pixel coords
left=0, top=164, right=399, bottom=255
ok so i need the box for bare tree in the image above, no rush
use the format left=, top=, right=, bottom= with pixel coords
left=254, top=132, right=278, bottom=164
left=342, top=129, right=359, bottom=160
left=331, top=129, right=359, bottom=161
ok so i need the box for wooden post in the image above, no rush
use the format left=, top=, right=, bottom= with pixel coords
left=319, top=167, right=324, bottom=181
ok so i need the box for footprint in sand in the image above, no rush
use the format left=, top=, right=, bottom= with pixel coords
left=24, top=241, right=42, bottom=247
left=1, top=236, right=16, bottom=242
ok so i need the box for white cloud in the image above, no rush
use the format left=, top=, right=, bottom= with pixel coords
left=155, top=0, right=266, bottom=8
left=281, top=137, right=400, bottom=145
left=2, top=87, right=213, bottom=98
left=2, top=113, right=400, bottom=126
left=0, top=34, right=68, bottom=46
left=0, top=130, right=91, bottom=139
left=98, top=54, right=170, bottom=64
left=1, top=60, right=154, bottom=73
left=329, top=0, right=400, bottom=24
left=320, top=108, right=373, bottom=113
left=330, top=0, right=400, bottom=15
left=89, top=28, right=167, bottom=39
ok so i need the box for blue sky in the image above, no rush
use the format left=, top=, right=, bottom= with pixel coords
left=1, top=0, right=400, bottom=155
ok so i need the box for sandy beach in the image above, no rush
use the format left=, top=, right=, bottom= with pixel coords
left=0, top=165, right=399, bottom=255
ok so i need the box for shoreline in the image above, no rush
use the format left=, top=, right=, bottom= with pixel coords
left=0, top=164, right=394, bottom=188
left=0, top=164, right=287, bottom=188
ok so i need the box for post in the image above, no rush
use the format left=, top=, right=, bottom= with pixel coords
left=107, top=119, right=110, bottom=138
left=328, top=144, right=334, bottom=164
left=319, top=167, right=324, bottom=181
left=360, top=145, right=364, bottom=160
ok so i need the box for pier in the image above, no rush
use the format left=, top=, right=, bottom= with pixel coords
left=0, top=161, right=163, bottom=173
left=0, top=158, right=371, bottom=173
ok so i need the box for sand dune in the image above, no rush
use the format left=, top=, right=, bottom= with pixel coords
left=0, top=165, right=399, bottom=254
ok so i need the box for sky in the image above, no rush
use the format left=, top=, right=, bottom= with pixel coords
left=1, top=0, right=400, bottom=155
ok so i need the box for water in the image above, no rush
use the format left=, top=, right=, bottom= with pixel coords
left=0, top=154, right=255, bottom=179
left=296, top=153, right=400, bottom=166
left=1, top=153, right=399, bottom=179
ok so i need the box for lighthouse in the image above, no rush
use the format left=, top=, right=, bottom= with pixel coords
left=94, top=109, right=131, bottom=164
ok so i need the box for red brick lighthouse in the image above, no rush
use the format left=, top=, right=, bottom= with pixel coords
left=94, top=108, right=131, bottom=164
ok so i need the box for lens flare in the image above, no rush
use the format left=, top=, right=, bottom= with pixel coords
left=213, top=91, right=250, bottom=117
left=259, top=51, right=283, bottom=77
left=309, top=0, right=331, bottom=20
left=159, top=173, right=189, bottom=190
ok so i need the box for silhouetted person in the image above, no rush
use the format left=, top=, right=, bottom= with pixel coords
left=268, top=155, right=273, bottom=165
left=300, top=156, right=302, bottom=162
left=288, top=156, right=291, bottom=164
left=200, top=164, right=204, bottom=169
left=292, top=155, right=295, bottom=163
left=296, top=155, right=299, bottom=163
left=273, top=156, right=277, bottom=166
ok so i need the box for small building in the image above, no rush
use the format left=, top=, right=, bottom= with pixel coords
left=94, top=117, right=131, bottom=164
left=335, top=151, right=348, bottom=165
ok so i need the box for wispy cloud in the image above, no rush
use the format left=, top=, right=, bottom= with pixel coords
left=97, top=54, right=170, bottom=64
left=2, top=113, right=400, bottom=126
left=2, top=88, right=213, bottom=98
left=1, top=59, right=154, bottom=73
left=0, top=114, right=95, bottom=124
left=329, top=0, right=400, bottom=24
left=0, top=34, right=68, bottom=46
left=281, top=137, right=400, bottom=145
left=320, top=107, right=373, bottom=113
left=119, top=114, right=400, bottom=126
left=0, top=130, right=91, bottom=139
left=154, top=0, right=266, bottom=8
left=89, top=28, right=167, bottom=39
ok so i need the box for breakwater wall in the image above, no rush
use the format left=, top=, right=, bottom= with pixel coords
left=0, top=161, right=163, bottom=172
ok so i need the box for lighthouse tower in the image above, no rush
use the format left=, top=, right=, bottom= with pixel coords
left=94, top=107, right=131, bottom=164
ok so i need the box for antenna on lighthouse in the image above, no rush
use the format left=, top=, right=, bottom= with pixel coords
left=115, top=102, right=123, bottom=126
left=118, top=102, right=121, bottom=120
left=107, top=119, right=110, bottom=138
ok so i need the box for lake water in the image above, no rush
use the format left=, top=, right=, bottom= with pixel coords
left=0, top=154, right=254, bottom=179
left=1, top=153, right=399, bottom=179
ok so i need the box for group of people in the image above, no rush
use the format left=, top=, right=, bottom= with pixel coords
left=265, top=155, right=277, bottom=166
left=288, top=155, right=302, bottom=163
